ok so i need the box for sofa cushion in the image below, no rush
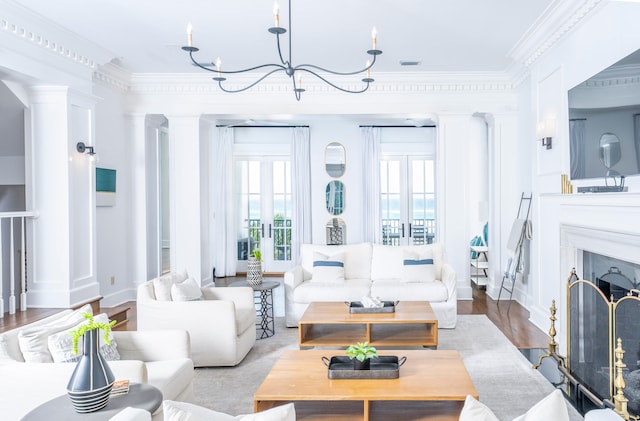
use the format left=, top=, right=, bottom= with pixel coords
left=310, top=252, right=345, bottom=284
left=145, top=358, right=194, bottom=401
left=47, top=313, right=120, bottom=363
left=153, top=270, right=189, bottom=301
left=293, top=279, right=371, bottom=303
left=163, top=401, right=295, bottom=421
left=17, top=304, right=93, bottom=363
left=402, top=249, right=435, bottom=283
left=511, top=389, right=569, bottom=421
left=370, top=280, right=448, bottom=302
left=300, top=243, right=372, bottom=280
left=171, top=278, right=204, bottom=301
left=371, top=244, right=442, bottom=281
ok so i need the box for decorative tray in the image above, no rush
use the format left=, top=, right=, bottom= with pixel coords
left=346, top=300, right=399, bottom=313
left=321, top=355, right=406, bottom=379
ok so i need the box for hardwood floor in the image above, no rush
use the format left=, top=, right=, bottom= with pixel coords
left=0, top=284, right=550, bottom=350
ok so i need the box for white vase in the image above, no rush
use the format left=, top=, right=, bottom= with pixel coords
left=247, top=257, right=263, bottom=286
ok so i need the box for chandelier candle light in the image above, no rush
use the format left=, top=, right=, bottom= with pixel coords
left=182, top=0, right=382, bottom=101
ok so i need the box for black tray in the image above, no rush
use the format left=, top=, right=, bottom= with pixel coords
left=346, top=300, right=399, bottom=313
left=321, top=355, right=406, bottom=379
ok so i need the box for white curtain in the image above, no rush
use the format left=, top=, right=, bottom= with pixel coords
left=361, top=126, right=381, bottom=243
left=291, top=127, right=311, bottom=265
left=212, top=127, right=236, bottom=277
left=569, top=119, right=586, bottom=179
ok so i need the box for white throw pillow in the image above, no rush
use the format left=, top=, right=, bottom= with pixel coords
left=402, top=249, right=435, bottom=283
left=511, top=389, right=570, bottom=421
left=310, top=251, right=345, bottom=284
left=48, top=313, right=120, bottom=363
left=163, top=401, right=295, bottom=421
left=458, top=395, right=499, bottom=421
left=17, top=304, right=93, bottom=363
left=153, top=270, right=189, bottom=301
left=171, top=278, right=204, bottom=301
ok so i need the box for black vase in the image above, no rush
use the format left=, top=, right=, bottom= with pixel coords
left=66, top=329, right=115, bottom=413
left=353, top=358, right=371, bottom=370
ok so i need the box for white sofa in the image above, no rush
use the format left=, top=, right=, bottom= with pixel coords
left=0, top=309, right=194, bottom=420
left=284, top=242, right=457, bottom=328
left=137, top=275, right=256, bottom=367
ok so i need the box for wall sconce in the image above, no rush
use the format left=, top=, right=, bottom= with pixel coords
left=536, top=118, right=556, bottom=150
left=76, top=141, right=98, bottom=162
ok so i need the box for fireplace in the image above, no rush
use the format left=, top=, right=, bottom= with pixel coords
left=566, top=252, right=640, bottom=416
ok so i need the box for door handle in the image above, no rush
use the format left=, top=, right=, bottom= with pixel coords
left=401, top=223, right=405, bottom=238
left=261, top=223, right=265, bottom=238
left=409, top=223, right=412, bottom=238
left=269, top=224, right=272, bottom=238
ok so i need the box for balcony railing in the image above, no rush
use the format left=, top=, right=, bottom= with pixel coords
left=382, top=218, right=435, bottom=246
left=0, top=211, right=37, bottom=316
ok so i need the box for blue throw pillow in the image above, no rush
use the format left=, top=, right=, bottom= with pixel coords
left=403, top=250, right=435, bottom=283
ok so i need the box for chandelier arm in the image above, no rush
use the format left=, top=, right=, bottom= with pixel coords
left=275, top=33, right=289, bottom=67
left=295, top=53, right=379, bottom=76
left=189, top=50, right=286, bottom=74
left=295, top=68, right=371, bottom=94
left=217, top=68, right=286, bottom=93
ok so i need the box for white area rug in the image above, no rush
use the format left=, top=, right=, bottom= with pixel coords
left=191, top=314, right=583, bottom=420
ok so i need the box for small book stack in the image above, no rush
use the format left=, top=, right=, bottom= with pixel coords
left=111, top=379, right=130, bottom=396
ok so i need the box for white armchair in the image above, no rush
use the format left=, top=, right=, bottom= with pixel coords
left=137, top=280, right=256, bottom=367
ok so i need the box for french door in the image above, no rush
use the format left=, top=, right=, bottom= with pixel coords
left=380, top=156, right=435, bottom=245
left=235, top=158, right=292, bottom=273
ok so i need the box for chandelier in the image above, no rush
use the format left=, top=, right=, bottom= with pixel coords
left=182, top=0, right=382, bottom=101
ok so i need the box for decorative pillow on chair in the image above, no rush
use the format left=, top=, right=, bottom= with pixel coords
left=48, top=313, right=120, bottom=363
left=459, top=390, right=569, bottom=421
left=402, top=249, right=435, bottom=283
left=458, top=395, right=499, bottom=421
left=163, top=401, right=295, bottom=421
left=17, top=303, right=93, bottom=363
left=171, top=278, right=204, bottom=301
left=310, top=252, right=345, bottom=284
left=153, top=270, right=189, bottom=301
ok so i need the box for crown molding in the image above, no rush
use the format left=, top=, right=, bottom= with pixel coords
left=508, top=0, right=607, bottom=70
left=126, top=71, right=516, bottom=96
left=0, top=0, right=115, bottom=72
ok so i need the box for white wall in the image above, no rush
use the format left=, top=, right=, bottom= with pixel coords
left=527, top=1, right=640, bottom=338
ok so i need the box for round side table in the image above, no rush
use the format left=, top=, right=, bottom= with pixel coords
left=22, top=383, right=162, bottom=420
left=231, top=280, right=280, bottom=339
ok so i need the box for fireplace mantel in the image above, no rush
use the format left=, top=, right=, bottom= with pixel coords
left=531, top=192, right=640, bottom=353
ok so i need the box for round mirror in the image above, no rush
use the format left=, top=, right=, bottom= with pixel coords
left=326, top=218, right=346, bottom=245
left=325, top=180, right=344, bottom=215
left=325, top=142, right=346, bottom=178
left=599, top=132, right=621, bottom=176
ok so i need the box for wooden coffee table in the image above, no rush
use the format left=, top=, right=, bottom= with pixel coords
left=254, top=349, right=477, bottom=421
left=298, top=301, right=438, bottom=348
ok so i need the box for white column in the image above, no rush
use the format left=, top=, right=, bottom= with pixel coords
left=27, top=87, right=100, bottom=307
left=437, top=114, right=473, bottom=300
left=127, top=114, right=150, bottom=286
left=167, top=115, right=204, bottom=284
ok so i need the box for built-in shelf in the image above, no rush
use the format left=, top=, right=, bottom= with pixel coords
left=470, top=245, right=488, bottom=289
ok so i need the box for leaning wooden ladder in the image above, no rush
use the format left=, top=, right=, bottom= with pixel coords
left=497, top=193, right=532, bottom=313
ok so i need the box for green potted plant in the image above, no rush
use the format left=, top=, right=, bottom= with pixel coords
left=346, top=341, right=378, bottom=370
left=70, top=312, right=116, bottom=355
left=247, top=249, right=263, bottom=286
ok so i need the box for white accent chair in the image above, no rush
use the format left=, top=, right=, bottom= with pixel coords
left=137, top=278, right=256, bottom=367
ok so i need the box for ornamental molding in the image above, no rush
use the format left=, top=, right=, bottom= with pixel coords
left=508, top=0, right=606, bottom=70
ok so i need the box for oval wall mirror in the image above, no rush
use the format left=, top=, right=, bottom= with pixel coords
left=326, top=217, right=346, bottom=245
left=325, top=142, right=346, bottom=178
left=325, top=180, right=345, bottom=215
left=599, top=132, right=621, bottom=176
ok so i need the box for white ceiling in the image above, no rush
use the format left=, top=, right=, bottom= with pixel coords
left=16, top=0, right=555, bottom=75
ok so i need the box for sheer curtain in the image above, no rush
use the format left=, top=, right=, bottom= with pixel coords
left=291, top=127, right=311, bottom=265
left=212, top=127, right=236, bottom=277
left=569, top=119, right=586, bottom=180
left=361, top=126, right=381, bottom=243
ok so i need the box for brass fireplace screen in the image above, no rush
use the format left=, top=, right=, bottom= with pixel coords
left=566, top=269, right=640, bottom=418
